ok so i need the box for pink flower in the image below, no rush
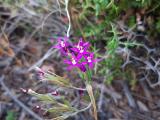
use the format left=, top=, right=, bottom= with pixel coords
left=53, top=36, right=70, bottom=55
left=83, top=53, right=98, bottom=69
left=64, top=53, right=86, bottom=72
left=71, top=38, right=90, bottom=58
left=54, top=36, right=99, bottom=72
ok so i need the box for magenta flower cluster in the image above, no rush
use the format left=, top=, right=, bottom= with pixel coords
left=53, top=36, right=97, bottom=72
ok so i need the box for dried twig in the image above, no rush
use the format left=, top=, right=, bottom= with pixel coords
left=139, top=77, right=152, bottom=100
left=122, top=81, right=137, bottom=108
left=93, top=82, right=122, bottom=103
left=28, top=48, right=57, bottom=71
left=98, top=84, right=105, bottom=112
left=41, top=9, right=63, bottom=31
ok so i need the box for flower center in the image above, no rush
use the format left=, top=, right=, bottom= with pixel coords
left=76, top=44, right=80, bottom=49
left=71, top=58, right=76, bottom=65
left=79, top=46, right=84, bottom=53
left=60, top=41, right=65, bottom=47
left=87, top=56, right=92, bottom=63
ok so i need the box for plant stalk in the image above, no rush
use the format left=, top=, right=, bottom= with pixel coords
left=86, top=84, right=98, bottom=120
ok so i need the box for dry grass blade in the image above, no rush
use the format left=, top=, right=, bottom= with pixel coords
left=47, top=106, right=75, bottom=113
left=44, top=74, right=71, bottom=87
left=28, top=89, right=56, bottom=104
left=86, top=84, right=98, bottom=120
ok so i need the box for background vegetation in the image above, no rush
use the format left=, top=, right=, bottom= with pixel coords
left=0, top=0, right=160, bottom=120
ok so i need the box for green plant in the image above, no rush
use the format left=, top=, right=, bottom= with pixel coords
left=26, top=37, right=99, bottom=120
left=6, top=111, right=16, bottom=120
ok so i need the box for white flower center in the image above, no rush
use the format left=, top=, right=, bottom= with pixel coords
left=76, top=44, right=80, bottom=49
left=60, top=41, right=65, bottom=47
left=72, top=58, right=76, bottom=65
left=87, top=56, right=91, bottom=63
left=79, top=46, right=84, bottom=53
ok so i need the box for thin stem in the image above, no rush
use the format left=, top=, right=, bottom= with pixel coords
left=56, top=0, right=62, bottom=16
left=41, top=9, right=61, bottom=31
left=51, top=103, right=92, bottom=120
left=64, top=0, right=71, bottom=37
left=70, top=86, right=87, bottom=91
left=75, top=103, right=92, bottom=113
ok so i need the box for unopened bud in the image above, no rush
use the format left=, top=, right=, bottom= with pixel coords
left=20, top=88, right=28, bottom=93
left=28, top=89, right=36, bottom=94
left=36, top=105, right=40, bottom=109
left=51, top=91, right=59, bottom=96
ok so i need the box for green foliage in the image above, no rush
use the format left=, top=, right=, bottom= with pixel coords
left=81, top=0, right=116, bottom=17
left=28, top=88, right=76, bottom=118
left=156, top=20, right=160, bottom=32
left=97, top=24, right=122, bottom=84
left=96, top=23, right=142, bottom=84
left=28, top=70, right=95, bottom=119
left=5, top=111, right=16, bottom=120
left=124, top=68, right=137, bottom=87
left=1, top=0, right=27, bottom=7
left=45, top=74, right=71, bottom=87
left=92, top=0, right=115, bottom=16
left=70, top=0, right=160, bottom=85
left=127, top=16, right=136, bottom=28
left=73, top=0, right=159, bottom=41
left=29, top=92, right=56, bottom=103
left=107, top=25, right=119, bottom=55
